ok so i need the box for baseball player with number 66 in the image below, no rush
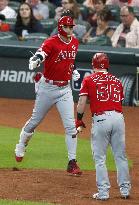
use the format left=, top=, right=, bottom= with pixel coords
left=15, top=12, right=82, bottom=176
left=76, top=52, right=131, bottom=200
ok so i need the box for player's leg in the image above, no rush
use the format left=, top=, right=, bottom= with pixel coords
left=56, top=86, right=82, bottom=175
left=110, top=112, right=131, bottom=198
left=92, top=114, right=111, bottom=200
left=15, top=81, right=54, bottom=162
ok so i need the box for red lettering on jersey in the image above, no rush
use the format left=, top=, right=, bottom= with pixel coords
left=37, top=35, right=79, bottom=81
left=55, top=50, right=76, bottom=63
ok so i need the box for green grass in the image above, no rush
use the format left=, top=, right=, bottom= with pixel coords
left=0, top=199, right=54, bottom=205
left=0, top=126, right=132, bottom=205
left=0, top=126, right=131, bottom=171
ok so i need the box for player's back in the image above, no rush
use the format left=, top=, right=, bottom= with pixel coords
left=86, top=72, right=124, bottom=115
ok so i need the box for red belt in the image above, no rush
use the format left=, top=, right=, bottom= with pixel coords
left=45, top=79, right=69, bottom=87
left=94, top=110, right=123, bottom=116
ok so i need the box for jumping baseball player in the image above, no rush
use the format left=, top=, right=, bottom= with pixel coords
left=15, top=14, right=82, bottom=176
left=76, top=52, right=131, bottom=199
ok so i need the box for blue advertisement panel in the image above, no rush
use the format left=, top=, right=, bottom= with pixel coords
left=72, top=68, right=92, bottom=91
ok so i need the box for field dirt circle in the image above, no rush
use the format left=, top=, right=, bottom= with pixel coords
left=0, top=98, right=139, bottom=205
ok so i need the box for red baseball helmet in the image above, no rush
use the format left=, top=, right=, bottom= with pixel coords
left=92, top=52, right=109, bottom=70
left=58, top=16, right=75, bottom=38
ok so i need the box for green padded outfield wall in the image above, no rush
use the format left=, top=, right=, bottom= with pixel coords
left=0, top=40, right=139, bottom=102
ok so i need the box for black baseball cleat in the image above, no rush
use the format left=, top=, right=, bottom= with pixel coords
left=67, top=159, right=82, bottom=176
left=121, top=195, right=130, bottom=199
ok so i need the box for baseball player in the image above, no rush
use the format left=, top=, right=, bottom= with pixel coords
left=76, top=52, right=131, bottom=199
left=15, top=14, right=82, bottom=176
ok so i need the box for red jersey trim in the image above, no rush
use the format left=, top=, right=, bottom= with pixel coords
left=37, top=49, right=48, bottom=58
left=79, top=93, right=88, bottom=96
left=58, top=34, right=72, bottom=44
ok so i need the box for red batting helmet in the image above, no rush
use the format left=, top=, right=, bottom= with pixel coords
left=92, top=52, right=109, bottom=70
left=58, top=16, right=75, bottom=38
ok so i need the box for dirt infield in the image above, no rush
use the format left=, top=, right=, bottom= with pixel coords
left=0, top=98, right=139, bottom=205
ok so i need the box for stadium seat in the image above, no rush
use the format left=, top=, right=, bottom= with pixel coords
left=3, top=18, right=16, bottom=31
left=108, top=21, right=120, bottom=30
left=0, top=31, right=18, bottom=40
left=45, top=2, right=56, bottom=18
left=106, top=5, right=120, bottom=22
left=24, top=33, right=49, bottom=43
left=76, top=0, right=85, bottom=3
left=41, top=18, right=57, bottom=35
left=85, top=35, right=112, bottom=46
left=8, top=1, right=20, bottom=12
left=4, top=18, right=16, bottom=25
left=9, top=0, right=20, bottom=2
left=75, top=19, right=91, bottom=31
left=78, top=4, right=89, bottom=20
left=133, top=6, right=139, bottom=20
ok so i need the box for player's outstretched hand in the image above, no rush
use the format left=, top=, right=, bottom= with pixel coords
left=29, top=56, right=41, bottom=70
left=72, top=70, right=80, bottom=81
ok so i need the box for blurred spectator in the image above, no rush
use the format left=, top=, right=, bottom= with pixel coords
left=106, top=0, right=139, bottom=7
left=0, top=0, right=17, bottom=18
left=83, top=0, right=95, bottom=21
left=26, top=0, right=49, bottom=20
left=54, top=0, right=82, bottom=21
left=111, top=6, right=139, bottom=48
left=82, top=8, right=114, bottom=43
left=83, top=0, right=94, bottom=10
left=0, top=13, right=10, bottom=31
left=87, top=0, right=106, bottom=27
left=14, top=2, right=44, bottom=40
left=51, top=9, right=90, bottom=42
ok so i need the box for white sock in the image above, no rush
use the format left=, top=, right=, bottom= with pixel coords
left=65, top=134, right=77, bottom=161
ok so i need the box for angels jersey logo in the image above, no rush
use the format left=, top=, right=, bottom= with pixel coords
left=55, top=50, right=76, bottom=63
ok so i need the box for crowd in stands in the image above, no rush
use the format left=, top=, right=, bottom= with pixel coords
left=14, top=2, right=44, bottom=40
left=82, top=7, right=115, bottom=44
left=0, top=0, right=139, bottom=48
